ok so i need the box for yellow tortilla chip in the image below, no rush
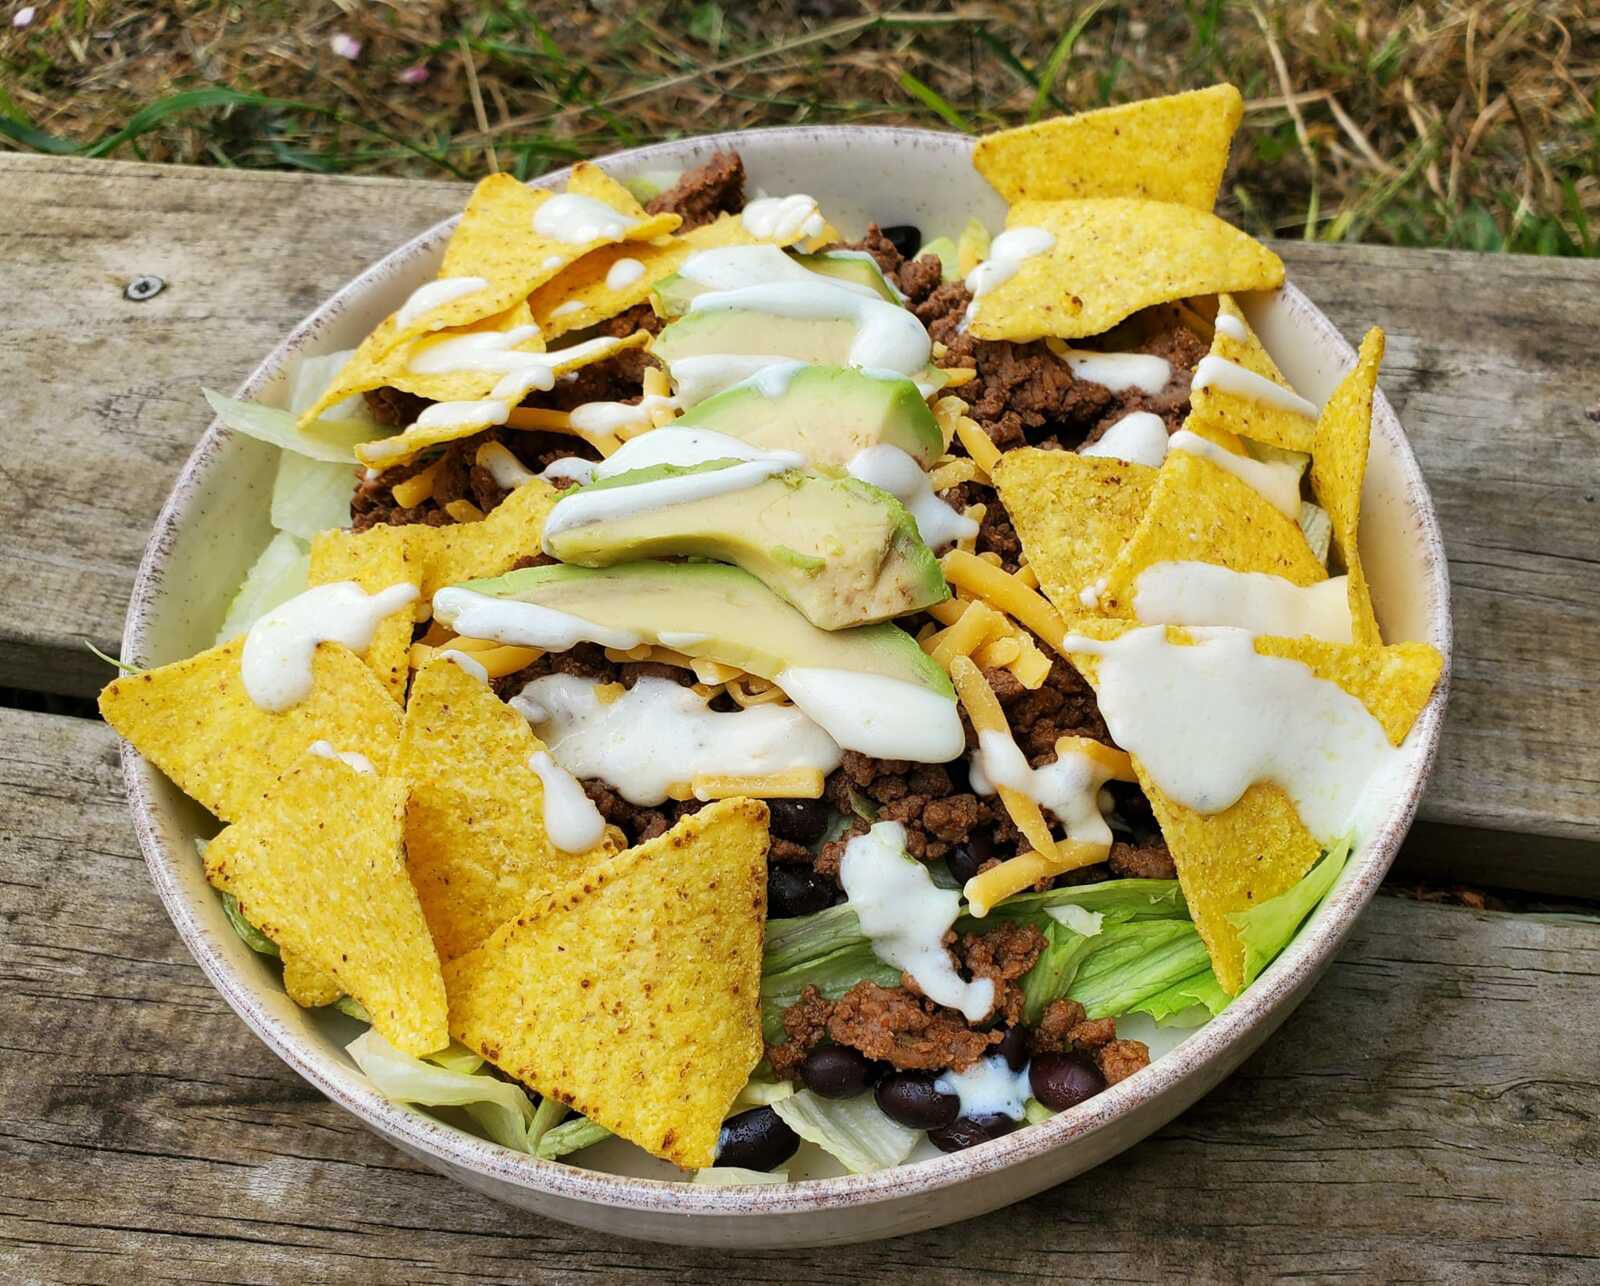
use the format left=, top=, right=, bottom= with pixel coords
left=1186, top=293, right=1317, bottom=454
left=203, top=753, right=448, bottom=1055
left=1255, top=634, right=1442, bottom=746
left=396, top=657, right=616, bottom=961
left=974, top=84, right=1244, bottom=210
left=1098, top=449, right=1325, bottom=618
left=416, top=477, right=560, bottom=596
left=308, top=527, right=420, bottom=702
left=1311, top=328, right=1385, bottom=646
left=969, top=199, right=1283, bottom=342
left=99, top=638, right=401, bottom=823
left=992, top=447, right=1156, bottom=619
left=282, top=951, right=342, bottom=1008
left=352, top=331, right=651, bottom=467
left=445, top=798, right=769, bottom=1168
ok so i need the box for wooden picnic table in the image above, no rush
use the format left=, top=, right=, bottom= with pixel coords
left=1, top=153, right=1596, bottom=1284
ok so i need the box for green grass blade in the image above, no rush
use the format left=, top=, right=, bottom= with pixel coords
left=1028, top=0, right=1107, bottom=123
left=897, top=69, right=971, bottom=132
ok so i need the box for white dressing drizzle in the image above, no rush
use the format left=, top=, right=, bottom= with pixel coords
left=1191, top=354, right=1319, bottom=420
left=476, top=441, right=537, bottom=490
left=1056, top=349, right=1172, bottom=395
left=679, top=246, right=875, bottom=298
left=242, top=581, right=419, bottom=712
left=1214, top=312, right=1249, bottom=341
left=513, top=675, right=842, bottom=807
left=667, top=354, right=801, bottom=407
left=438, top=648, right=489, bottom=683
left=1169, top=429, right=1303, bottom=518
left=406, top=325, right=544, bottom=376
left=604, top=257, right=646, bottom=291
left=741, top=194, right=826, bottom=241
left=846, top=444, right=977, bottom=550
left=489, top=336, right=630, bottom=404
left=550, top=300, right=584, bottom=318
left=1132, top=562, right=1353, bottom=643
left=967, top=729, right=1115, bottom=848
left=532, top=193, right=638, bottom=245
left=1064, top=626, right=1399, bottom=841
left=538, top=457, right=598, bottom=485
left=964, top=226, right=1055, bottom=299
left=935, top=1053, right=1032, bottom=1121
left=394, top=276, right=489, bottom=330
left=774, top=668, right=965, bottom=764
left=307, top=739, right=376, bottom=775
left=591, top=426, right=790, bottom=478
left=527, top=749, right=607, bottom=852
left=414, top=398, right=510, bottom=430
left=840, top=821, right=996, bottom=1022
left=568, top=393, right=678, bottom=436
left=1079, top=412, right=1170, bottom=468
left=432, top=587, right=643, bottom=651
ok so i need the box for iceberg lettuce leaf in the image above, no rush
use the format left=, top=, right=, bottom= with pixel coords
left=214, top=530, right=309, bottom=644
left=535, top=1115, right=612, bottom=1160
left=271, top=451, right=355, bottom=540
left=1229, top=837, right=1353, bottom=988
left=347, top=1029, right=537, bottom=1153
left=1129, top=969, right=1230, bottom=1026
left=203, top=388, right=383, bottom=464
left=771, top=1089, right=917, bottom=1174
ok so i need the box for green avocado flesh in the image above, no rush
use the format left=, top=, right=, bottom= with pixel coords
left=652, top=250, right=897, bottom=318
left=545, top=461, right=948, bottom=630
left=673, top=364, right=942, bottom=473
left=791, top=251, right=902, bottom=303
left=652, top=306, right=862, bottom=370
left=457, top=561, right=954, bottom=697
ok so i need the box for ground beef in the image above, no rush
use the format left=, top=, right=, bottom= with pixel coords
left=936, top=482, right=1023, bottom=570
left=1108, top=839, right=1177, bottom=880
left=645, top=150, right=745, bottom=231
left=765, top=984, right=833, bottom=1081
left=820, top=223, right=905, bottom=279
left=1095, top=1038, right=1151, bottom=1085
left=940, top=330, right=1114, bottom=451
left=896, top=253, right=945, bottom=303
left=1030, top=998, right=1088, bottom=1053
left=827, top=981, right=998, bottom=1072
left=582, top=781, right=704, bottom=846
left=989, top=653, right=1112, bottom=758
left=363, top=386, right=430, bottom=428
left=1078, top=316, right=1211, bottom=441
left=914, top=280, right=972, bottom=343
left=956, top=922, right=1046, bottom=1024
left=822, top=752, right=993, bottom=864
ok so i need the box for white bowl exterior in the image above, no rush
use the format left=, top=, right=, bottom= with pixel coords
left=121, top=126, right=1451, bottom=1247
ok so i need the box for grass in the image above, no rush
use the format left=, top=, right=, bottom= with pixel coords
left=1, top=1, right=1596, bottom=255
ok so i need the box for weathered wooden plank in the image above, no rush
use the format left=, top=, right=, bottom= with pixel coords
left=2, top=707, right=1596, bottom=1283
left=1, top=153, right=1596, bottom=882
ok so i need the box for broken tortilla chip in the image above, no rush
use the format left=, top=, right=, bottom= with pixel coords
left=203, top=752, right=448, bottom=1055
left=396, top=656, right=616, bottom=961
left=1186, top=293, right=1318, bottom=454
left=308, top=527, right=420, bottom=702
left=99, top=638, right=401, bottom=823
left=415, top=477, right=560, bottom=596
left=444, top=797, right=769, bottom=1168
left=974, top=83, right=1243, bottom=210
left=1098, top=449, right=1325, bottom=619
left=1254, top=634, right=1441, bottom=745
left=968, top=199, right=1283, bottom=343
left=992, top=447, right=1156, bottom=619
left=282, top=951, right=342, bottom=1008
left=1311, top=327, right=1386, bottom=646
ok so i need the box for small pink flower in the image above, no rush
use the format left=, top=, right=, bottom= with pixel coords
left=13, top=6, right=37, bottom=27
left=396, top=63, right=430, bottom=86
left=329, top=32, right=362, bottom=60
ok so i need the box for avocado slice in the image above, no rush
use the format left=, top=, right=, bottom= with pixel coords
left=447, top=561, right=963, bottom=761
left=673, top=364, right=942, bottom=473
left=652, top=245, right=887, bottom=318
left=544, top=460, right=948, bottom=629
left=791, top=251, right=903, bottom=303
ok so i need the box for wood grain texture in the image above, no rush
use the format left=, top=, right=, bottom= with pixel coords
left=2, top=707, right=1597, bottom=1284
left=1, top=153, right=1596, bottom=881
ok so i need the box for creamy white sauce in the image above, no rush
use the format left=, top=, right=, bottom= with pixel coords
left=591, top=426, right=791, bottom=478
left=406, top=325, right=545, bottom=376
left=538, top=457, right=598, bottom=485
left=488, top=336, right=629, bottom=404
left=476, top=441, right=537, bottom=489
left=533, top=193, right=637, bottom=245
left=568, top=393, right=678, bottom=435
left=242, top=581, right=419, bottom=712
left=550, top=300, right=584, bottom=318
left=527, top=749, right=607, bottom=851
left=935, top=1053, right=1031, bottom=1120
left=1064, top=626, right=1399, bottom=842
left=438, top=648, right=489, bottom=683
left=1214, top=312, right=1249, bottom=341
left=1168, top=429, right=1303, bottom=519
left=1078, top=577, right=1108, bottom=609
left=733, top=359, right=808, bottom=399
left=741, top=194, right=826, bottom=241
left=432, top=587, right=643, bottom=651
left=604, top=257, right=646, bottom=291
left=414, top=398, right=510, bottom=430
left=307, top=739, right=376, bottom=775
left=667, top=354, right=800, bottom=407
left=775, top=668, right=965, bottom=764
left=542, top=254, right=565, bottom=271
left=1079, top=412, right=1170, bottom=468
left=513, top=675, right=842, bottom=807
left=679, top=245, right=876, bottom=299
left=968, top=729, right=1114, bottom=849
left=394, top=276, right=489, bottom=330
left=1056, top=349, right=1171, bottom=395
left=964, top=226, right=1055, bottom=299
left=542, top=455, right=802, bottom=545
left=840, top=821, right=995, bottom=1022
left=1191, top=354, right=1319, bottom=420
left=846, top=445, right=977, bottom=550
left=1132, top=562, right=1353, bottom=643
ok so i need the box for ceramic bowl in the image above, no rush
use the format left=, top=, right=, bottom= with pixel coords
left=119, top=125, right=1452, bottom=1247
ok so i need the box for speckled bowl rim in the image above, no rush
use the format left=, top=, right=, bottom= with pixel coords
left=121, top=124, right=1452, bottom=1225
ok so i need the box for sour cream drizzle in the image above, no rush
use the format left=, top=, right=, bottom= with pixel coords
left=568, top=393, right=678, bottom=435
left=964, top=226, right=1055, bottom=299
left=432, top=587, right=643, bottom=651
left=935, top=1053, right=1032, bottom=1121
left=526, top=749, right=607, bottom=852
left=840, top=821, right=995, bottom=1022
left=775, top=668, right=965, bottom=763
left=476, top=441, right=537, bottom=489
left=1056, top=349, right=1172, bottom=395
left=533, top=193, right=639, bottom=245
left=968, top=729, right=1116, bottom=848
left=741, top=194, right=826, bottom=241
left=1064, top=626, right=1398, bottom=841
left=590, top=426, right=788, bottom=477
left=1132, top=562, right=1353, bottom=643
left=846, top=444, right=977, bottom=550
left=242, top=581, right=419, bottom=712
left=604, top=257, right=646, bottom=291
left=1191, top=354, right=1319, bottom=420
left=406, top=325, right=545, bottom=376
left=1079, top=412, right=1170, bottom=468
left=1169, top=429, right=1303, bottom=519
left=679, top=245, right=876, bottom=298
left=307, top=740, right=376, bottom=775
left=1213, top=312, right=1249, bottom=341
left=394, top=276, right=489, bottom=330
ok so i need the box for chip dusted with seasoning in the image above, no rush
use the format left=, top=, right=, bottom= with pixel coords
left=98, top=638, right=401, bottom=822
left=396, top=656, right=616, bottom=961
left=992, top=447, right=1157, bottom=619
left=308, top=527, right=420, bottom=702
left=414, top=477, right=560, bottom=596
left=203, top=752, right=448, bottom=1055
left=968, top=199, right=1283, bottom=343
left=973, top=83, right=1244, bottom=210
left=1311, top=327, right=1386, bottom=646
left=444, top=797, right=770, bottom=1168
left=1097, top=449, right=1326, bottom=618
left=1186, top=293, right=1318, bottom=454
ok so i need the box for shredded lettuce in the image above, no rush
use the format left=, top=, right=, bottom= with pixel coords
left=213, top=530, right=309, bottom=644
left=527, top=1096, right=568, bottom=1149
left=1066, top=919, right=1213, bottom=1018
left=1130, top=969, right=1231, bottom=1026
left=271, top=451, right=355, bottom=539
left=764, top=904, right=866, bottom=973
left=771, top=1089, right=917, bottom=1174
left=694, top=1166, right=789, bottom=1185
left=203, top=388, right=382, bottom=464
left=535, top=1115, right=612, bottom=1160
left=286, top=350, right=363, bottom=419
left=975, top=877, right=1187, bottom=925
left=734, top=1078, right=796, bottom=1109
left=1299, top=500, right=1333, bottom=566
left=336, top=996, right=371, bottom=1022
left=1229, top=836, right=1353, bottom=987
left=1023, top=1098, right=1054, bottom=1125
left=1046, top=903, right=1105, bottom=937
left=1019, top=918, right=1097, bottom=1024
left=221, top=891, right=279, bottom=958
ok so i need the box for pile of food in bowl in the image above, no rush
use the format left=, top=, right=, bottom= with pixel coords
left=101, top=83, right=1443, bottom=1184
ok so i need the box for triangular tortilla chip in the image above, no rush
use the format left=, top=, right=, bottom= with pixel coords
left=282, top=951, right=342, bottom=1008
left=1311, top=328, right=1385, bottom=646
left=992, top=447, right=1156, bottom=618
left=417, top=477, right=560, bottom=596
left=1254, top=634, right=1441, bottom=745
left=99, top=638, right=401, bottom=822
left=1098, top=449, right=1325, bottom=618
left=973, top=83, right=1243, bottom=210
left=969, top=199, right=1283, bottom=342
left=445, top=798, right=770, bottom=1168
left=203, top=753, right=447, bottom=1055
left=308, top=527, right=421, bottom=702
left=396, top=657, right=616, bottom=961
left=1186, top=293, right=1317, bottom=454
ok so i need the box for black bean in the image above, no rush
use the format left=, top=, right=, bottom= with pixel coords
left=927, top=1112, right=1018, bottom=1153
left=800, top=1045, right=882, bottom=1099
left=875, top=1072, right=960, bottom=1130
left=716, top=1107, right=800, bottom=1172
left=1029, top=1052, right=1106, bottom=1112
left=880, top=225, right=922, bottom=260
left=768, top=797, right=832, bottom=845
left=767, top=865, right=836, bottom=918
left=945, top=826, right=994, bottom=885
left=995, top=1026, right=1029, bottom=1072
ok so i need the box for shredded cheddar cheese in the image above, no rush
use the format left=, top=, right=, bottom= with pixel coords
left=964, top=842, right=1109, bottom=917
left=444, top=499, right=486, bottom=523
left=390, top=461, right=441, bottom=508
left=948, top=655, right=1058, bottom=864
left=691, top=769, right=824, bottom=800
left=505, top=405, right=622, bottom=456
left=942, top=550, right=1072, bottom=660
left=409, top=641, right=541, bottom=678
